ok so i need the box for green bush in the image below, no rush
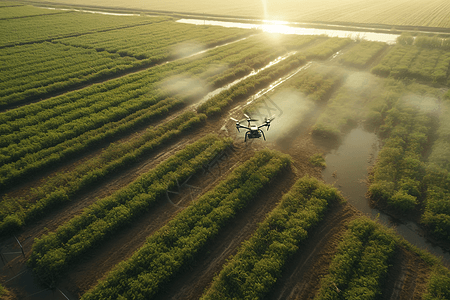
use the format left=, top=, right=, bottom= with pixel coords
left=309, top=153, right=326, bottom=168
left=369, top=100, right=432, bottom=212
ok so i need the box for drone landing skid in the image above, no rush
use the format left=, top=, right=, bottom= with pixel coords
left=245, top=129, right=266, bottom=142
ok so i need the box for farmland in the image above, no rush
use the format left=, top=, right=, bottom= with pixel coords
left=23, top=0, right=450, bottom=29
left=1, top=3, right=450, bottom=300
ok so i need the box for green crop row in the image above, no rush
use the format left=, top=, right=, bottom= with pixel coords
left=369, top=101, right=432, bottom=212
left=427, top=100, right=450, bottom=171
left=0, top=11, right=165, bottom=47
left=339, top=40, right=387, bottom=68
left=315, top=217, right=396, bottom=300
left=371, top=45, right=420, bottom=78
left=371, top=44, right=450, bottom=84
left=28, top=134, right=232, bottom=284
left=302, top=37, right=352, bottom=60
left=201, top=176, right=343, bottom=300
left=0, top=34, right=273, bottom=130
left=415, top=35, right=450, bottom=50
left=0, top=42, right=140, bottom=108
left=57, top=21, right=252, bottom=60
left=0, top=5, right=66, bottom=19
left=198, top=53, right=307, bottom=116
left=1, top=20, right=252, bottom=107
left=422, top=100, right=450, bottom=242
left=422, top=170, right=450, bottom=242
left=0, top=34, right=290, bottom=188
left=287, top=64, right=344, bottom=102
left=0, top=97, right=183, bottom=188
left=80, top=149, right=291, bottom=299
left=0, top=1, right=22, bottom=7
left=0, top=111, right=205, bottom=235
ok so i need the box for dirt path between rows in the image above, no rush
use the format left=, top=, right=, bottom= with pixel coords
left=267, top=203, right=360, bottom=300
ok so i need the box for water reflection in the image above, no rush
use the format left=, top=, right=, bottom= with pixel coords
left=177, top=19, right=400, bottom=44
left=322, top=127, right=450, bottom=266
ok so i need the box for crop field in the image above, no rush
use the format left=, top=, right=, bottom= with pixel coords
left=372, top=35, right=450, bottom=84
left=25, top=0, right=450, bottom=28
left=1, top=4, right=450, bottom=300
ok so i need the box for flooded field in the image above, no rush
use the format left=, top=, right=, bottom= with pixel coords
left=177, top=19, right=400, bottom=44
left=322, top=127, right=450, bottom=266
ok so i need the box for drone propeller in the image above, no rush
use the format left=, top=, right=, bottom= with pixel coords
left=244, top=113, right=258, bottom=123
left=261, top=115, right=275, bottom=130
left=230, top=117, right=241, bottom=132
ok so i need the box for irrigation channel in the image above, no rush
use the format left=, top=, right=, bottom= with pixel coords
left=177, top=19, right=400, bottom=44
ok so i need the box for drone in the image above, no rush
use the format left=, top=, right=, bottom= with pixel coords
left=231, top=113, right=275, bottom=142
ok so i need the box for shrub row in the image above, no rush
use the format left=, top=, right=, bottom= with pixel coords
left=80, top=149, right=291, bottom=299
left=427, top=100, right=450, bottom=171
left=0, top=11, right=163, bottom=47
left=368, top=102, right=432, bottom=212
left=371, top=44, right=450, bottom=84
left=302, top=37, right=352, bottom=60
left=287, top=65, right=343, bottom=102
left=201, top=176, right=343, bottom=300
left=421, top=100, right=450, bottom=242
left=0, top=97, right=183, bottom=188
left=0, top=42, right=142, bottom=108
left=422, top=171, right=450, bottom=242
left=315, top=217, right=396, bottom=300
left=28, top=134, right=232, bottom=284
left=339, top=40, right=387, bottom=68
left=0, top=111, right=206, bottom=235
left=0, top=34, right=278, bottom=131
left=57, top=21, right=251, bottom=60
left=371, top=45, right=420, bottom=78
left=198, top=54, right=307, bottom=116
left=1, top=34, right=291, bottom=188
left=0, top=5, right=65, bottom=19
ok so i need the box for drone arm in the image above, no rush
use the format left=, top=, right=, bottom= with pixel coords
left=237, top=124, right=250, bottom=130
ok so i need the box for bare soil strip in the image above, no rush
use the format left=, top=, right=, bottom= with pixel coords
left=267, top=203, right=360, bottom=300
left=382, top=247, right=431, bottom=300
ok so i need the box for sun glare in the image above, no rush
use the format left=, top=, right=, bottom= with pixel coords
left=260, top=0, right=268, bottom=20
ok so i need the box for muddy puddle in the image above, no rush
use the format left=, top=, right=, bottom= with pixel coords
left=177, top=19, right=400, bottom=44
left=322, top=127, right=450, bottom=266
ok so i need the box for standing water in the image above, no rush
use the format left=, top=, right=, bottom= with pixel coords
left=177, top=19, right=400, bottom=44
left=322, top=127, right=450, bottom=266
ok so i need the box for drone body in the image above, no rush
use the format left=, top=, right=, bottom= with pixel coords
left=231, top=114, right=274, bottom=142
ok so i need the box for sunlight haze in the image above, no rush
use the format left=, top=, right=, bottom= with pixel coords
left=38, top=0, right=450, bottom=27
